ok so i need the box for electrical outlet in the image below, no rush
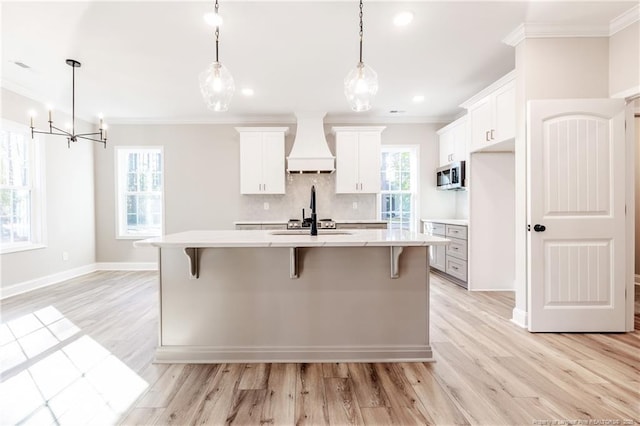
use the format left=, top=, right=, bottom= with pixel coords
left=352, top=202, right=358, bottom=210
left=62, top=251, right=69, bottom=261
left=263, top=202, right=269, bottom=210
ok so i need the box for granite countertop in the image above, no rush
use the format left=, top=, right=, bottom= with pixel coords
left=421, top=218, right=469, bottom=226
left=135, top=229, right=450, bottom=249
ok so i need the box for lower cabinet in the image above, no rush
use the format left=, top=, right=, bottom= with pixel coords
left=336, top=222, right=387, bottom=230
left=235, top=223, right=286, bottom=230
left=423, top=220, right=468, bottom=288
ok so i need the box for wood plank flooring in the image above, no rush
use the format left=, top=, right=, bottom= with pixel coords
left=0, top=271, right=638, bottom=425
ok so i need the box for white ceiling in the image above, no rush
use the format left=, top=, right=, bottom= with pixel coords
left=1, top=1, right=636, bottom=124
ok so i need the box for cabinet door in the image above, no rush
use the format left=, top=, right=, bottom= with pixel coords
left=335, top=132, right=360, bottom=193
left=439, top=130, right=454, bottom=166
left=239, top=132, right=264, bottom=194
left=493, top=81, right=515, bottom=143
left=430, top=245, right=446, bottom=271
left=452, top=120, right=468, bottom=163
left=469, top=98, right=492, bottom=152
left=261, top=132, right=285, bottom=194
left=357, top=131, right=381, bottom=193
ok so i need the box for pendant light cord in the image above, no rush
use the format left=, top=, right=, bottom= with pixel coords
left=71, top=60, right=76, bottom=135
left=215, top=0, right=220, bottom=62
left=358, top=0, right=364, bottom=64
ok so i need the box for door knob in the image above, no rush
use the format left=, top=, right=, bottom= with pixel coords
left=533, top=224, right=546, bottom=232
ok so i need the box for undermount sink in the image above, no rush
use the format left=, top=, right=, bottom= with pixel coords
left=269, top=230, right=353, bottom=236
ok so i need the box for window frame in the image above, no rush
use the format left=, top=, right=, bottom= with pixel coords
left=114, top=146, right=165, bottom=239
left=378, top=145, right=420, bottom=232
left=0, top=119, right=47, bottom=254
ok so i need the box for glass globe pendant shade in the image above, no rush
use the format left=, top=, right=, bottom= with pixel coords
left=199, top=61, right=235, bottom=112
left=344, top=61, right=378, bottom=112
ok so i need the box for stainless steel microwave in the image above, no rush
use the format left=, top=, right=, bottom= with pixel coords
left=436, top=161, right=466, bottom=190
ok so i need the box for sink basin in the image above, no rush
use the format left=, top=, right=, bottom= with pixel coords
left=269, top=230, right=353, bottom=236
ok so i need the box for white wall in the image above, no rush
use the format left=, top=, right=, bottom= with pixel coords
left=609, top=21, right=640, bottom=98
left=95, top=122, right=449, bottom=263
left=0, top=89, right=96, bottom=291
left=469, top=153, right=515, bottom=290
left=513, top=37, right=610, bottom=325
left=635, top=115, right=640, bottom=278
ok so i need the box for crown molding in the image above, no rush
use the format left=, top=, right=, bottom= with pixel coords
left=459, top=70, right=516, bottom=110
left=502, top=22, right=610, bottom=47
left=610, top=4, right=640, bottom=36
left=107, top=114, right=453, bottom=126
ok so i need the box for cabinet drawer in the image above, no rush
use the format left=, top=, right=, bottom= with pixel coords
left=446, top=257, right=467, bottom=282
left=423, top=222, right=445, bottom=236
left=445, top=224, right=467, bottom=240
left=446, top=237, right=467, bottom=261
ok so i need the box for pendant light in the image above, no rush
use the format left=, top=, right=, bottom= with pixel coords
left=199, top=0, right=234, bottom=112
left=344, top=0, right=378, bottom=112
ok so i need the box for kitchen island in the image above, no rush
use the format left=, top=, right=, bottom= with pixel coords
left=136, top=229, right=449, bottom=363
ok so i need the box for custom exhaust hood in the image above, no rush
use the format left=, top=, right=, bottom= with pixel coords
left=287, top=112, right=335, bottom=173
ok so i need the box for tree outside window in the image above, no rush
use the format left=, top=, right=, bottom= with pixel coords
left=380, top=146, right=418, bottom=231
left=116, top=147, right=163, bottom=238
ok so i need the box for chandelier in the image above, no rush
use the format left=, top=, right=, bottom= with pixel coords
left=199, top=0, right=235, bottom=112
left=344, top=0, right=378, bottom=112
left=30, top=59, right=107, bottom=148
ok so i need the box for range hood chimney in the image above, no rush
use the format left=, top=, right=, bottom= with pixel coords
left=287, top=112, right=335, bottom=173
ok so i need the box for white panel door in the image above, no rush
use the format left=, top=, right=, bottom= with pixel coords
left=357, top=131, right=381, bottom=193
left=528, top=99, right=626, bottom=332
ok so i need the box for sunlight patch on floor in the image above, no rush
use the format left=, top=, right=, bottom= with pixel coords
left=0, top=307, right=148, bottom=425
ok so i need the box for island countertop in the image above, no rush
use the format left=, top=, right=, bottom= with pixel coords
left=135, top=229, right=450, bottom=249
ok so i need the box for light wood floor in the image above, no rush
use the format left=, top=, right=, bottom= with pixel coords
left=0, top=271, right=638, bottom=425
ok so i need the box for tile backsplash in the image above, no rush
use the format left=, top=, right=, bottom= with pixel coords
left=238, top=173, right=377, bottom=221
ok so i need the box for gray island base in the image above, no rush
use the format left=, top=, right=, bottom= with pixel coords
left=136, top=230, right=449, bottom=363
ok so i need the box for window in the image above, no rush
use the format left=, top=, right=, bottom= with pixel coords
left=116, top=147, right=163, bottom=238
left=379, top=146, right=419, bottom=232
left=0, top=120, right=45, bottom=253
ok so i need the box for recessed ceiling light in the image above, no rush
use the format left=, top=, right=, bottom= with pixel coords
left=203, top=12, right=223, bottom=27
left=412, top=95, right=425, bottom=103
left=241, top=88, right=254, bottom=96
left=393, top=11, right=414, bottom=27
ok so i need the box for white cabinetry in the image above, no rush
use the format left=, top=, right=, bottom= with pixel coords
left=437, top=116, right=467, bottom=166
left=332, top=126, right=385, bottom=194
left=423, top=220, right=468, bottom=288
left=236, top=127, right=288, bottom=194
left=462, top=71, right=515, bottom=153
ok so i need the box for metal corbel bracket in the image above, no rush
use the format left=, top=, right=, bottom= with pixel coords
left=290, top=247, right=299, bottom=279
left=390, top=246, right=404, bottom=279
left=184, top=248, right=199, bottom=279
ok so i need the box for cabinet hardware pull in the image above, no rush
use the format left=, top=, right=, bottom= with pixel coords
left=533, top=224, right=546, bottom=232
left=490, top=129, right=495, bottom=140
left=485, top=131, right=490, bottom=142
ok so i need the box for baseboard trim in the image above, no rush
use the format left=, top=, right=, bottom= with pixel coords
left=511, top=307, right=528, bottom=329
left=0, top=262, right=159, bottom=300
left=0, top=264, right=97, bottom=300
left=95, top=262, right=158, bottom=271
left=154, top=345, right=434, bottom=363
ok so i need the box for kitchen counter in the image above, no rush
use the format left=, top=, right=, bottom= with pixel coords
left=421, top=218, right=469, bottom=226
left=135, top=229, right=446, bottom=249
left=137, top=229, right=448, bottom=363
left=233, top=219, right=388, bottom=225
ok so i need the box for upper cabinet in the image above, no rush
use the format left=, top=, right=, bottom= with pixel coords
left=437, top=116, right=468, bottom=167
left=236, top=127, right=289, bottom=194
left=332, top=126, right=385, bottom=194
left=462, top=71, right=515, bottom=153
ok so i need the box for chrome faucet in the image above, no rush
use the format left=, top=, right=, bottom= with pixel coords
left=310, top=185, right=318, bottom=236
